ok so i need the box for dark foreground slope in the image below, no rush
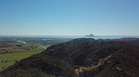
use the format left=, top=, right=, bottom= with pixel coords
left=1, top=38, right=139, bottom=77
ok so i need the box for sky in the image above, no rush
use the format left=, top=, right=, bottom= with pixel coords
left=0, top=0, right=139, bottom=36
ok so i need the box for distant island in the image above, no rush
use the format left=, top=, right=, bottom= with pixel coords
left=85, top=34, right=95, bottom=37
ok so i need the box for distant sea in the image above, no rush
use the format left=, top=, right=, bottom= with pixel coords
left=88, top=36, right=139, bottom=39
left=42, top=35, right=139, bottom=40
left=1, top=35, right=139, bottom=39
left=51, top=35, right=139, bottom=39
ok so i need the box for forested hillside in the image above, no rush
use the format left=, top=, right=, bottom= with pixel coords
left=1, top=38, right=139, bottom=77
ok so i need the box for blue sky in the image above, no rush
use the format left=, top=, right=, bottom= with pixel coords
left=0, top=0, right=139, bottom=35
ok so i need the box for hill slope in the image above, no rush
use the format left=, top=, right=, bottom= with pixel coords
left=1, top=38, right=139, bottom=77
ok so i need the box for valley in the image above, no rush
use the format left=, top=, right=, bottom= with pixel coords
left=0, top=36, right=72, bottom=72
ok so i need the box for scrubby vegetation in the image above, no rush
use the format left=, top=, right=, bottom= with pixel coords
left=1, top=54, right=76, bottom=77
left=1, top=38, right=139, bottom=77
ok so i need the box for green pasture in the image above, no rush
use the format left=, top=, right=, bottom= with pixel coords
left=0, top=51, right=41, bottom=71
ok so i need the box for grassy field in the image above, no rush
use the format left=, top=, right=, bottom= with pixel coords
left=0, top=42, right=49, bottom=72
left=0, top=51, right=41, bottom=71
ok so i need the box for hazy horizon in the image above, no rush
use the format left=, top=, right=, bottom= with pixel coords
left=0, top=0, right=139, bottom=35
left=0, top=34, right=139, bottom=36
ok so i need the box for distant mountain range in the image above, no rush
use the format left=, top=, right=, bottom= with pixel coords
left=1, top=38, right=139, bottom=77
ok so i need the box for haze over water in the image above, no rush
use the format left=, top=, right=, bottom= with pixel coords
left=1, top=35, right=138, bottom=39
